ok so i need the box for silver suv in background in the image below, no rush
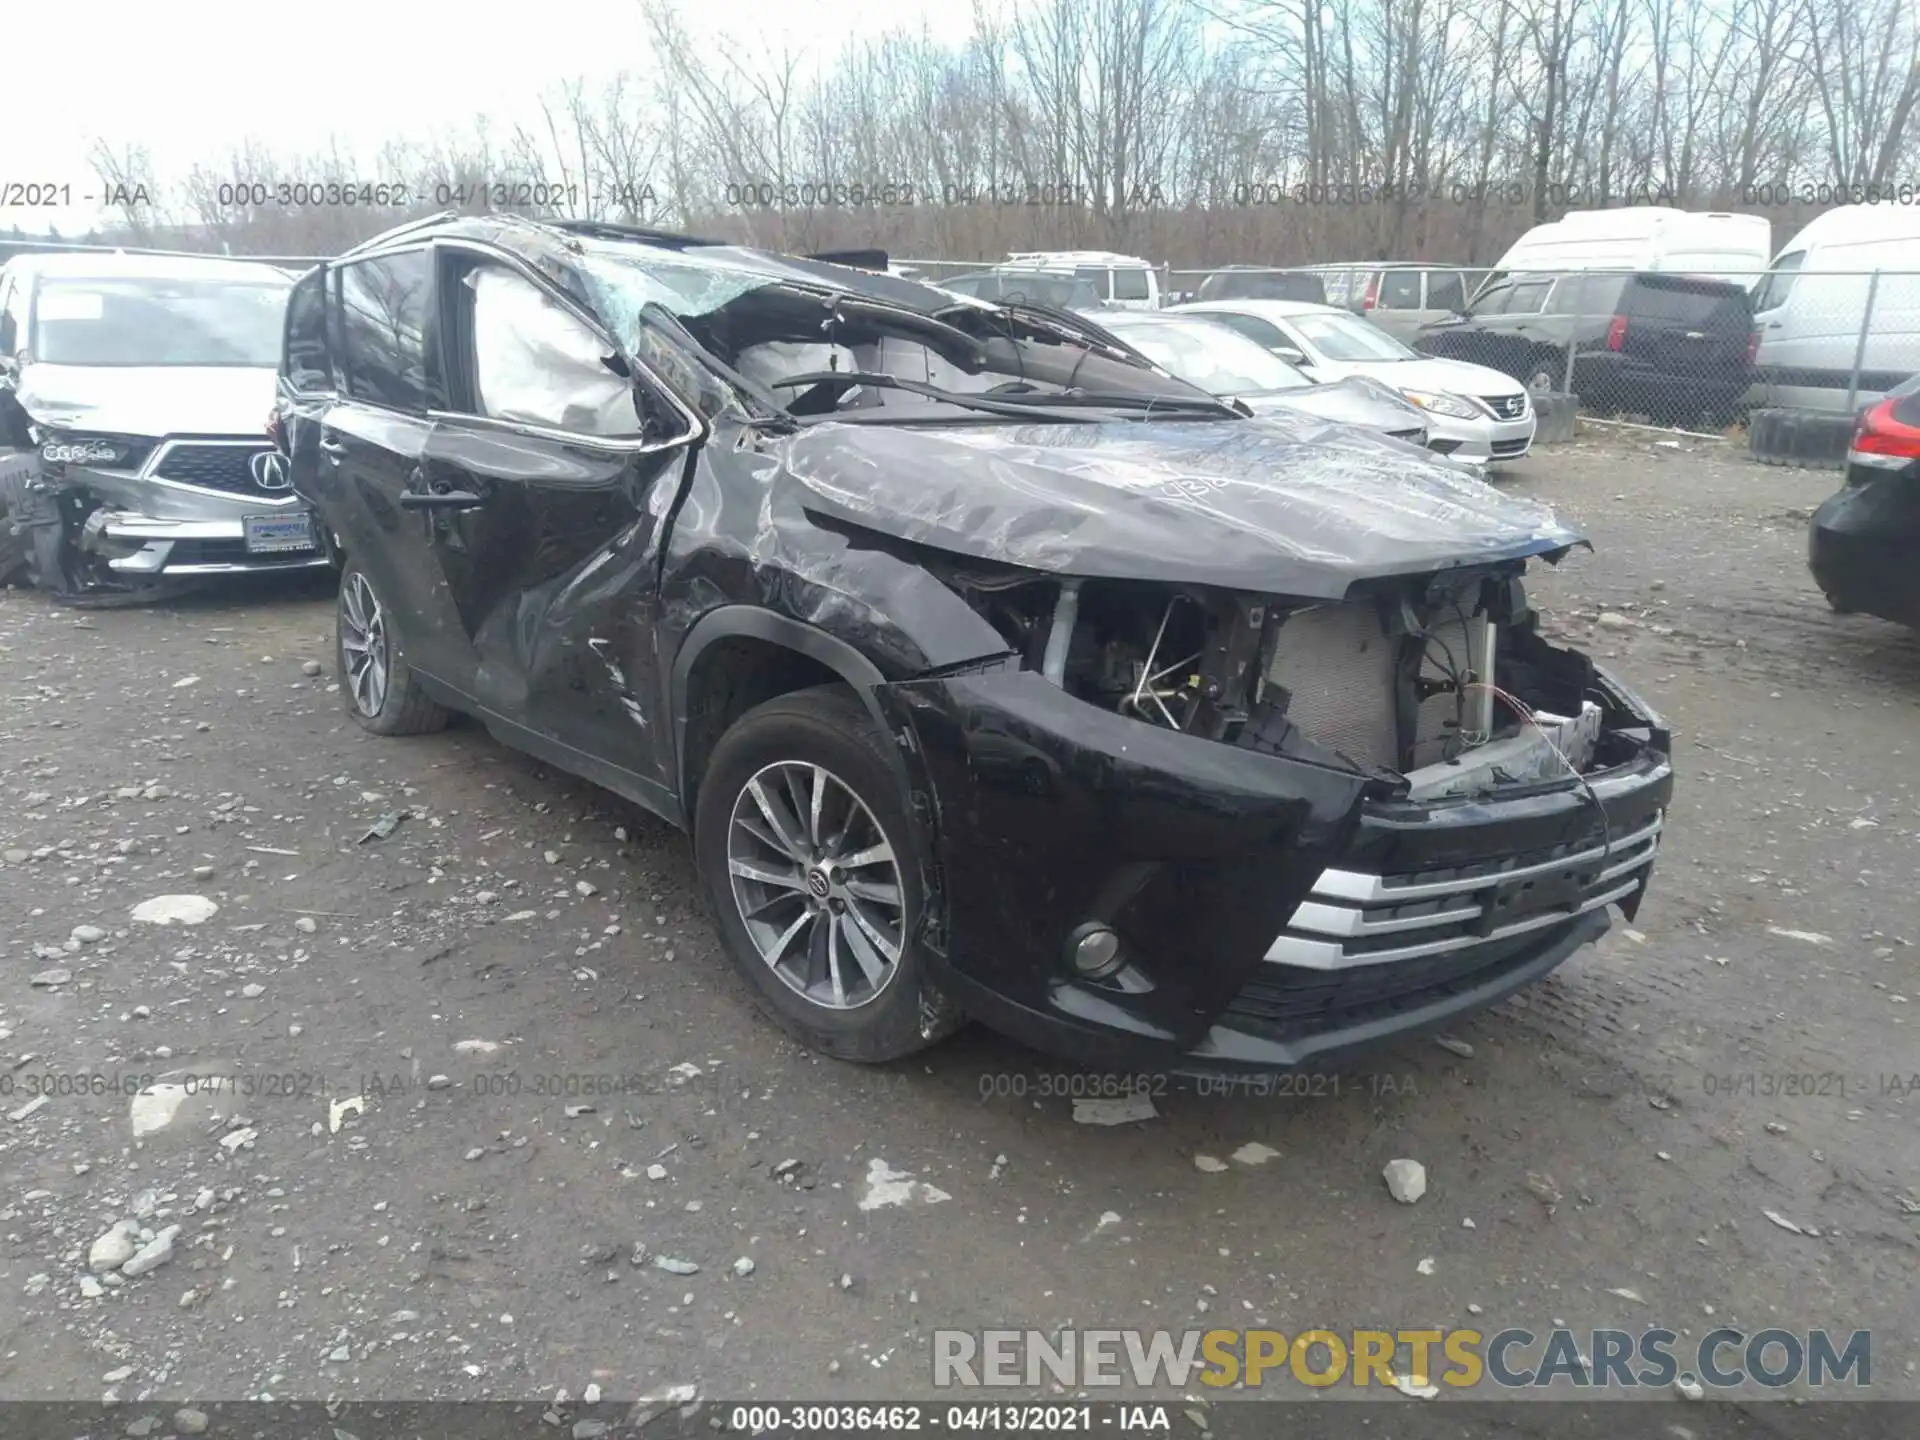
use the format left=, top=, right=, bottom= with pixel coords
left=0, top=252, right=322, bottom=604
left=1303, top=263, right=1489, bottom=342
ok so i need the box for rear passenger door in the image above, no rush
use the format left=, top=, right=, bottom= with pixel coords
left=418, top=247, right=697, bottom=805
left=319, top=247, right=478, bottom=693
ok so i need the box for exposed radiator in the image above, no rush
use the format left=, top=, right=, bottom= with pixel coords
left=1264, top=603, right=1400, bottom=769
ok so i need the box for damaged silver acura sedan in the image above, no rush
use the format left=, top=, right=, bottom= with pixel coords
left=276, top=212, right=1673, bottom=1071
left=0, top=252, right=326, bottom=604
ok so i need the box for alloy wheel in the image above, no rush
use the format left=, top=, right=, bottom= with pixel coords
left=339, top=572, right=390, bottom=717
left=725, top=760, right=906, bottom=1009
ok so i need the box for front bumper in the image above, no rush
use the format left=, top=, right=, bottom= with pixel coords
left=1423, top=409, right=1536, bottom=464
left=875, top=665, right=1672, bottom=1074
left=88, top=513, right=331, bottom=576
left=43, top=446, right=328, bottom=576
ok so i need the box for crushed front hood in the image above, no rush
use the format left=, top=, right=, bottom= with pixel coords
left=17, top=364, right=278, bottom=439
left=782, top=415, right=1584, bottom=597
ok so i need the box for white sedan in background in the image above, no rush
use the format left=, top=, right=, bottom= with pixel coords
left=1173, top=299, right=1537, bottom=464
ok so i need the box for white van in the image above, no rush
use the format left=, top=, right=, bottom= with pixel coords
left=1751, top=205, right=1920, bottom=416
left=1490, top=209, right=1772, bottom=287
left=1001, top=251, right=1161, bottom=310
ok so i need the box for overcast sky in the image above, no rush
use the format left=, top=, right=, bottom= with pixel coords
left=7, top=0, right=966, bottom=234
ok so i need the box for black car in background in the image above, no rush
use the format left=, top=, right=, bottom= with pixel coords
left=1416, top=270, right=1755, bottom=426
left=1196, top=266, right=1328, bottom=305
left=1809, top=373, right=1920, bottom=625
left=274, top=211, right=1671, bottom=1075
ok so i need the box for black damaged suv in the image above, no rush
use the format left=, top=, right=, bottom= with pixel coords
left=276, top=212, right=1673, bottom=1071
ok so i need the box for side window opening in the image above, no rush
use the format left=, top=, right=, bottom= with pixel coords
left=283, top=267, right=332, bottom=394
left=1753, top=251, right=1805, bottom=313
left=1211, top=312, right=1288, bottom=351
left=1426, top=271, right=1466, bottom=313
left=459, top=262, right=646, bottom=437
left=1506, top=280, right=1552, bottom=314
left=1112, top=267, right=1151, bottom=301
left=1378, top=271, right=1422, bottom=309
left=337, top=251, right=441, bottom=413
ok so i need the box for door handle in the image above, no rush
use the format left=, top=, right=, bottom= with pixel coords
left=399, top=489, right=485, bottom=511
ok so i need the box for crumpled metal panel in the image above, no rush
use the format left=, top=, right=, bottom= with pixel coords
left=655, top=433, right=1016, bottom=683
left=783, top=413, right=1585, bottom=598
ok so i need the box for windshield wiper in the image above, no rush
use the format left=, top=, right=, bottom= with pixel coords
left=768, top=370, right=1116, bottom=423
left=981, top=389, right=1241, bottom=418
left=769, top=371, right=1239, bottom=423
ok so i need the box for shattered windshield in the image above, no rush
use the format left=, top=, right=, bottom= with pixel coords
left=576, top=249, right=1225, bottom=424
left=32, top=277, right=290, bottom=367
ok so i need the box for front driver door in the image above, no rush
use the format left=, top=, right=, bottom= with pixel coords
left=412, top=248, right=698, bottom=814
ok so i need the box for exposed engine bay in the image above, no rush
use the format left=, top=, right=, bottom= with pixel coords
left=929, top=558, right=1627, bottom=799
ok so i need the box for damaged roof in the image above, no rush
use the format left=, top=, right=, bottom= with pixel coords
left=349, top=212, right=976, bottom=316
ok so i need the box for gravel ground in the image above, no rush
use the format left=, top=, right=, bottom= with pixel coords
left=0, top=430, right=1914, bottom=1415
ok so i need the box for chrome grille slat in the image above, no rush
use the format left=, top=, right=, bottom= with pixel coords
left=1481, top=393, right=1528, bottom=420
left=1309, top=812, right=1663, bottom=904
left=1263, top=810, right=1664, bottom=972
left=145, top=440, right=277, bottom=498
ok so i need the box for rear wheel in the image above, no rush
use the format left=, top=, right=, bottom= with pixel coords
left=694, top=685, right=961, bottom=1062
left=335, top=562, right=449, bottom=735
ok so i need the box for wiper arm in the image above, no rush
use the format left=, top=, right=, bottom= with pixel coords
left=984, top=300, right=1137, bottom=357
left=983, top=389, right=1242, bottom=418
left=766, top=370, right=1102, bottom=422
left=768, top=371, right=1239, bottom=423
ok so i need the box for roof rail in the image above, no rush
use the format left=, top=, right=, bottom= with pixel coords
left=340, top=209, right=461, bottom=258
left=548, top=218, right=723, bottom=249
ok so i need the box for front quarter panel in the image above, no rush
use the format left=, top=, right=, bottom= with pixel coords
left=656, top=423, right=1015, bottom=682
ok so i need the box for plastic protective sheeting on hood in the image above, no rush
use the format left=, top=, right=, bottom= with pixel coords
left=781, top=413, right=1585, bottom=598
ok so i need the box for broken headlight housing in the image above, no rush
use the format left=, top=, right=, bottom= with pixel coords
left=38, top=434, right=146, bottom=470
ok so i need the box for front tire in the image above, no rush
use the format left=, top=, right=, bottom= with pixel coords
left=694, top=685, right=961, bottom=1063
left=335, top=562, right=448, bottom=735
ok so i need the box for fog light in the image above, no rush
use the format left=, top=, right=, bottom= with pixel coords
left=1067, top=922, right=1123, bottom=979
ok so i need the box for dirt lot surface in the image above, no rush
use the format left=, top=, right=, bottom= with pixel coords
left=0, top=430, right=1915, bottom=1424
